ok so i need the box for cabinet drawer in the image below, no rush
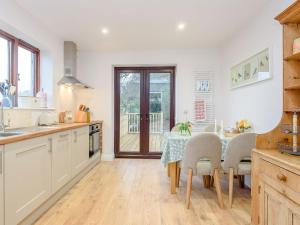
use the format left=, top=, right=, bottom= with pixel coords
left=259, top=159, right=300, bottom=203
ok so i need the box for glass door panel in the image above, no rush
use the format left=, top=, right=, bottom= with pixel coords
left=119, top=72, right=141, bottom=152
left=148, top=73, right=171, bottom=153
left=114, top=67, right=175, bottom=158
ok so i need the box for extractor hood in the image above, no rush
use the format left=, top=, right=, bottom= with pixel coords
left=57, top=41, right=91, bottom=88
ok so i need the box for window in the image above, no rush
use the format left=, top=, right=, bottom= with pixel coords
left=18, top=45, right=38, bottom=96
left=0, top=29, right=40, bottom=103
left=0, top=36, right=10, bottom=82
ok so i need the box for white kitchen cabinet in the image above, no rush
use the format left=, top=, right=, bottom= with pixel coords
left=71, top=126, right=89, bottom=178
left=0, top=146, right=3, bottom=225
left=4, top=136, right=52, bottom=225
left=52, top=131, right=72, bottom=193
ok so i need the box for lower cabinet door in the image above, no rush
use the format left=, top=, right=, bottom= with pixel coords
left=71, top=127, right=89, bottom=178
left=0, top=146, right=3, bottom=225
left=52, top=131, right=72, bottom=193
left=4, top=137, right=52, bottom=225
left=259, top=182, right=289, bottom=225
left=288, top=208, right=300, bottom=225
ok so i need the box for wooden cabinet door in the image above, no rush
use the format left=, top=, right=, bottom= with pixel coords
left=4, top=137, right=51, bottom=225
left=0, top=146, right=3, bottom=225
left=259, top=182, right=289, bottom=225
left=287, top=194, right=300, bottom=225
left=289, top=210, right=300, bottom=225
left=71, top=127, right=89, bottom=178
left=52, top=131, right=71, bottom=193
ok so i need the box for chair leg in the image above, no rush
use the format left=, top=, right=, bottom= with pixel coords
left=186, top=168, right=193, bottom=209
left=238, top=175, right=245, bottom=188
left=210, top=175, right=214, bottom=187
left=229, top=168, right=234, bottom=208
left=202, top=175, right=211, bottom=188
left=167, top=164, right=170, bottom=177
left=214, top=169, right=224, bottom=209
left=176, top=166, right=181, bottom=187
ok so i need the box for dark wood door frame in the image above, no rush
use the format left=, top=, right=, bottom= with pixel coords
left=114, top=66, right=176, bottom=159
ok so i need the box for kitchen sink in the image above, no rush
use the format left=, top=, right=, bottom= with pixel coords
left=9, top=126, right=58, bottom=133
left=0, top=132, right=23, bottom=137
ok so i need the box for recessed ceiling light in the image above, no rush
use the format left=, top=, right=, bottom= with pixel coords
left=101, top=28, right=109, bottom=34
left=177, top=23, right=186, bottom=31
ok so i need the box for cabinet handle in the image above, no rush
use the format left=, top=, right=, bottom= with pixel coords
left=74, top=131, right=77, bottom=143
left=0, top=150, right=2, bottom=175
left=48, top=138, right=53, bottom=153
left=59, top=133, right=69, bottom=138
left=276, top=173, right=287, bottom=182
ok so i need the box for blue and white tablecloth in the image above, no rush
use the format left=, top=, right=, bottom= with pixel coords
left=160, top=132, right=233, bottom=166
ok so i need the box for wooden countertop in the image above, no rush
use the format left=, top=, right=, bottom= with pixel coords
left=253, top=148, right=300, bottom=174
left=0, top=123, right=89, bottom=145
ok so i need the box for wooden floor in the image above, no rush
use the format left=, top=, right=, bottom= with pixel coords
left=120, top=133, right=163, bottom=152
left=34, top=159, right=251, bottom=225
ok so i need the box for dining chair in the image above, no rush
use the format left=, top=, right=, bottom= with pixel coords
left=222, top=133, right=256, bottom=207
left=181, top=133, right=224, bottom=209
left=204, top=124, right=221, bottom=132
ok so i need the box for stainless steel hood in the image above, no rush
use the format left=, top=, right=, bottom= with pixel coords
left=57, top=41, right=91, bottom=88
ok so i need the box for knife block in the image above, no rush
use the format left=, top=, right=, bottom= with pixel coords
left=75, top=111, right=90, bottom=123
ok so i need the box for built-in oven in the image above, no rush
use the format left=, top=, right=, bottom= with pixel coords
left=89, top=123, right=101, bottom=158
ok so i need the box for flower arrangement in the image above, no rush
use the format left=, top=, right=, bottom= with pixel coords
left=175, top=121, right=192, bottom=135
left=237, top=119, right=251, bottom=133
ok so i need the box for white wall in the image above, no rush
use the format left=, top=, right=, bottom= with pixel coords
left=77, top=49, right=221, bottom=160
left=216, top=0, right=294, bottom=133
left=0, top=0, right=75, bottom=113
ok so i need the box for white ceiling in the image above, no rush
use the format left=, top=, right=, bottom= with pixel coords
left=15, top=0, right=270, bottom=52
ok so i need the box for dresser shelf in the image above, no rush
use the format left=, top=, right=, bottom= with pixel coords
left=284, top=52, right=300, bottom=61
left=285, top=83, right=300, bottom=90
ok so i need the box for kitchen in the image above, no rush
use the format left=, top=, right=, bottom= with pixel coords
left=0, top=30, right=103, bottom=225
left=1, top=0, right=300, bottom=225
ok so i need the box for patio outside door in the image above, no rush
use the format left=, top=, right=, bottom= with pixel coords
left=114, top=67, right=175, bottom=158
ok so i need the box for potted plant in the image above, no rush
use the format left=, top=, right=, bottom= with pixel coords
left=175, top=121, right=192, bottom=135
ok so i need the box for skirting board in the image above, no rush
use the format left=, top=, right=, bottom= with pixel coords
left=101, top=153, right=114, bottom=161
left=19, top=152, right=101, bottom=225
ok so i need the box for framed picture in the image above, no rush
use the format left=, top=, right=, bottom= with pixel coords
left=196, top=80, right=210, bottom=92
left=194, top=100, right=206, bottom=121
left=231, top=48, right=271, bottom=89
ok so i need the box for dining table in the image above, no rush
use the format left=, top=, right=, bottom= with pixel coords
left=160, top=132, right=237, bottom=194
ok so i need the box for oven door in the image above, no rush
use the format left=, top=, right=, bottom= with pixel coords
left=92, top=131, right=100, bottom=153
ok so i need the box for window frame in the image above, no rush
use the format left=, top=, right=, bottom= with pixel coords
left=0, top=29, right=40, bottom=105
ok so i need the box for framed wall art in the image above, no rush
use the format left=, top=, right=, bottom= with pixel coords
left=196, top=79, right=210, bottom=92
left=231, top=48, right=271, bottom=89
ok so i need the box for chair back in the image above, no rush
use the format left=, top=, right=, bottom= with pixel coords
left=182, top=133, right=222, bottom=174
left=204, top=124, right=221, bottom=132
left=223, top=133, right=256, bottom=172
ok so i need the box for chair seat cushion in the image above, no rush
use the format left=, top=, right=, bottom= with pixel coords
left=196, top=160, right=212, bottom=175
left=237, top=162, right=251, bottom=175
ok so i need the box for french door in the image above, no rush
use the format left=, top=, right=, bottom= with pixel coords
left=114, top=67, right=175, bottom=158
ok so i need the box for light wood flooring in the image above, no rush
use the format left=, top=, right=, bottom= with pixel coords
left=120, top=134, right=163, bottom=152
left=33, top=159, right=251, bottom=225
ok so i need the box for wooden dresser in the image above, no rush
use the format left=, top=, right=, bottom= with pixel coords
left=252, top=149, right=300, bottom=225
left=252, top=2, right=300, bottom=225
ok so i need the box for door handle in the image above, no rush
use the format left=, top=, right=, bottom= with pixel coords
left=139, top=114, right=143, bottom=121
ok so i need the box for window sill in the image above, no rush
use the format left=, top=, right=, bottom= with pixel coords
left=3, top=107, right=56, bottom=111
